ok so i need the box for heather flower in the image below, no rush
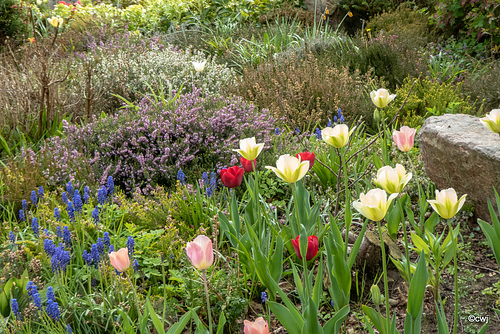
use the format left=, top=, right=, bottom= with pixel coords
left=133, top=259, right=139, bottom=272
left=177, top=169, right=186, bottom=185
left=83, top=186, right=90, bottom=203
left=63, top=226, right=71, bottom=246
left=19, top=209, right=25, bottom=222
left=66, top=182, right=73, bottom=199
left=107, top=176, right=114, bottom=195
left=9, top=231, right=15, bottom=244
left=47, top=299, right=61, bottom=321
left=103, top=232, right=110, bottom=252
left=32, top=218, right=39, bottom=238
left=73, top=190, right=83, bottom=213
left=38, top=186, right=44, bottom=198
left=62, top=192, right=68, bottom=204
left=57, top=226, right=62, bottom=238
left=54, top=207, right=61, bottom=221
left=127, top=236, right=135, bottom=257
left=92, top=207, right=99, bottom=226
left=11, top=298, right=21, bottom=318
left=67, top=201, right=75, bottom=222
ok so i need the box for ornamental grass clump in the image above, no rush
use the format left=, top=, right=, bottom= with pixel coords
left=33, top=88, right=275, bottom=194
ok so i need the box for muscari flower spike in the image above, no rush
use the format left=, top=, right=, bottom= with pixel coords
left=46, top=299, right=61, bottom=321
left=56, top=226, right=62, bottom=238
left=275, top=127, right=280, bottom=135
left=63, top=226, right=71, bottom=246
left=107, top=176, right=114, bottom=195
left=9, top=231, right=15, bottom=244
left=315, top=128, right=321, bottom=140
left=32, top=218, right=39, bottom=238
left=19, top=209, right=25, bottom=222
left=62, top=192, right=68, bottom=205
left=31, top=190, right=37, bottom=206
left=22, top=199, right=28, bottom=212
left=54, top=207, right=61, bottom=222
left=133, top=259, right=139, bottom=272
left=11, top=298, right=21, bottom=319
left=127, top=236, right=135, bottom=257
left=202, top=172, right=209, bottom=188
left=177, top=169, right=186, bottom=185
left=73, top=190, right=82, bottom=213
left=103, top=232, right=110, bottom=252
left=83, top=186, right=90, bottom=203
left=38, top=186, right=44, bottom=199
left=210, top=172, right=217, bottom=192
left=46, top=286, right=55, bottom=303
left=66, top=181, right=73, bottom=199
left=67, top=201, right=75, bottom=222
left=92, top=207, right=99, bottom=226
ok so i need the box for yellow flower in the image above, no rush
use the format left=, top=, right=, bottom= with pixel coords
left=28, top=37, right=35, bottom=43
left=427, top=188, right=467, bottom=220
left=372, top=164, right=412, bottom=194
left=366, top=28, right=371, bottom=32
left=322, top=14, right=326, bottom=20
left=353, top=188, right=398, bottom=222
left=47, top=17, right=63, bottom=28
left=266, top=154, right=309, bottom=184
left=321, top=124, right=354, bottom=148
left=325, top=8, right=329, bottom=14
left=348, top=12, right=353, bottom=17
left=233, top=137, right=264, bottom=161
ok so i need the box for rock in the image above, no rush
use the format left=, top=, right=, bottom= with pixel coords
left=418, top=113, right=500, bottom=222
left=354, top=230, right=402, bottom=273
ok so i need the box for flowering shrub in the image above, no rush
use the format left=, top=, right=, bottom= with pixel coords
left=34, top=89, right=275, bottom=194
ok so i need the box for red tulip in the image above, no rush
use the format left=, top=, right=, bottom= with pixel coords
left=291, top=235, right=319, bottom=261
left=296, top=152, right=315, bottom=170
left=240, top=157, right=257, bottom=172
left=221, top=166, right=244, bottom=188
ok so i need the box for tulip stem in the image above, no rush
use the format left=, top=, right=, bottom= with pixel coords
left=377, top=220, right=391, bottom=328
left=202, top=269, right=213, bottom=334
left=125, top=272, right=142, bottom=319
left=447, top=219, right=458, bottom=334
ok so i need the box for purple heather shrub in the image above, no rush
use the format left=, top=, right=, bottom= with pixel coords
left=31, top=89, right=275, bottom=194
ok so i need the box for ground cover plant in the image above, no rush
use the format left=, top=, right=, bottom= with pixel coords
left=1, top=0, right=500, bottom=332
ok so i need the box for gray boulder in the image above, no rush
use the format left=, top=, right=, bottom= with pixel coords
left=418, top=113, right=500, bottom=222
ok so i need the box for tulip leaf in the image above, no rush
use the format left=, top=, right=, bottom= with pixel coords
left=216, top=312, right=226, bottom=334
left=362, top=305, right=387, bottom=334
left=116, top=309, right=135, bottom=334
left=302, top=297, right=322, bottom=334
left=269, top=235, right=284, bottom=283
left=146, top=296, right=165, bottom=334
left=166, top=309, right=195, bottom=334
left=230, top=191, right=241, bottom=236
left=291, top=262, right=304, bottom=302
left=267, top=301, right=302, bottom=334
left=323, top=305, right=350, bottom=333
left=424, top=212, right=440, bottom=233
left=312, top=257, right=323, bottom=306
left=435, top=301, right=449, bottom=334
left=407, top=255, right=428, bottom=321
left=410, top=233, right=430, bottom=255
left=386, top=202, right=402, bottom=240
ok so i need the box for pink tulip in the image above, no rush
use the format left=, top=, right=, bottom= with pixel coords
left=244, top=317, right=269, bottom=334
left=186, top=235, right=214, bottom=270
left=392, top=126, right=416, bottom=152
left=109, top=248, right=130, bottom=273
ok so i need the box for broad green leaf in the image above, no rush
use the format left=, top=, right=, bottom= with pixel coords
left=267, top=301, right=302, bottom=334
left=362, top=305, right=387, bottom=334
left=166, top=309, right=194, bottom=334
left=411, top=233, right=430, bottom=255
left=407, top=256, right=428, bottom=320
left=147, top=296, right=165, bottom=334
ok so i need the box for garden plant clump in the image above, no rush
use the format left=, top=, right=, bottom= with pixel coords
left=1, top=0, right=500, bottom=333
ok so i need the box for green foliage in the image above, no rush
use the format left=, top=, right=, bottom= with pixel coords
left=0, top=0, right=25, bottom=41
left=383, top=77, right=478, bottom=128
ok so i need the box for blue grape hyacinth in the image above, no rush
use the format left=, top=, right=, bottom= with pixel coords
left=54, top=207, right=61, bottom=222
left=38, top=186, right=44, bottom=199
left=11, top=298, right=21, bottom=319
left=127, top=236, right=135, bottom=257
left=63, top=226, right=71, bottom=246
left=177, top=169, right=186, bottom=185
left=19, top=209, right=25, bottom=222
left=83, top=186, right=90, bottom=203
left=67, top=201, right=75, bottom=222
left=9, top=231, right=15, bottom=244
left=32, top=218, right=39, bottom=238
left=73, top=190, right=82, bottom=213
left=92, top=207, right=99, bottom=226
left=31, top=190, right=37, bottom=206
left=107, top=176, right=114, bottom=195
left=46, top=299, right=61, bottom=321
left=66, top=181, right=73, bottom=199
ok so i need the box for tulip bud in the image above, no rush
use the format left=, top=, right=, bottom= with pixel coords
left=220, top=166, right=244, bottom=188
left=234, top=137, right=264, bottom=161
left=427, top=188, right=467, bottom=220
left=291, top=235, right=319, bottom=261
left=353, top=189, right=398, bottom=222
left=244, top=317, right=269, bottom=334
left=296, top=152, right=315, bottom=170
left=371, top=285, right=382, bottom=305
left=480, top=109, right=500, bottom=134
left=370, top=89, right=396, bottom=108
left=186, top=235, right=214, bottom=270
left=265, top=154, right=309, bottom=184
left=392, top=126, right=416, bottom=152
left=109, top=248, right=130, bottom=273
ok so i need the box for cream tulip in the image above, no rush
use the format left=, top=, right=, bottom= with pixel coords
left=192, top=60, right=207, bottom=73
left=370, top=88, right=396, bottom=108
left=427, top=188, right=467, bottom=220
left=233, top=137, right=264, bottom=161
left=480, top=109, right=500, bottom=134
left=321, top=124, right=352, bottom=148
left=353, top=188, right=398, bottom=222
left=372, top=164, right=412, bottom=194
left=266, top=154, right=309, bottom=184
